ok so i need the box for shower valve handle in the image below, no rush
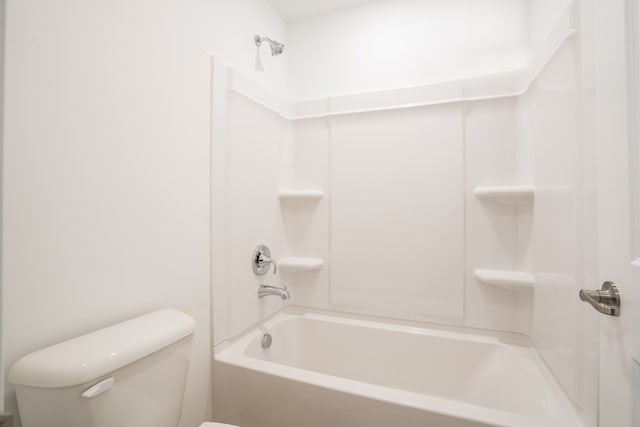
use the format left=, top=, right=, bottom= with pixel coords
left=252, top=244, right=277, bottom=275
left=260, top=254, right=278, bottom=275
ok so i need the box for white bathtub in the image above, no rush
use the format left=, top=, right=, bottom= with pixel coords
left=212, top=307, right=584, bottom=427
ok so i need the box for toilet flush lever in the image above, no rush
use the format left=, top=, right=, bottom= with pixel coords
left=81, top=377, right=115, bottom=398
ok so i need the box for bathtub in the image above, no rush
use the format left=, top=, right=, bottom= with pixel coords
left=212, top=307, right=584, bottom=427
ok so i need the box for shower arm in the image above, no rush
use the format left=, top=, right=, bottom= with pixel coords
left=254, top=35, right=272, bottom=47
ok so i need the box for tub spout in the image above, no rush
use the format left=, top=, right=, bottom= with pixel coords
left=258, top=284, right=290, bottom=300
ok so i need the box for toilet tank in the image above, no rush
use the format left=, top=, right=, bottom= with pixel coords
left=9, top=309, right=196, bottom=427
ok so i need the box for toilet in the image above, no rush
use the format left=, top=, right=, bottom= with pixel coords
left=9, top=309, right=238, bottom=427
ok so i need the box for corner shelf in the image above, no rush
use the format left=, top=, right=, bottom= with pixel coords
left=474, top=269, right=534, bottom=292
left=278, top=190, right=324, bottom=202
left=278, top=257, right=324, bottom=273
left=474, top=186, right=534, bottom=205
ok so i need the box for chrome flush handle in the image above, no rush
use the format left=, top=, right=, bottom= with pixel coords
left=579, top=281, right=621, bottom=316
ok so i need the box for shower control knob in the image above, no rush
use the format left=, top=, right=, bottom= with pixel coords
left=252, top=244, right=277, bottom=275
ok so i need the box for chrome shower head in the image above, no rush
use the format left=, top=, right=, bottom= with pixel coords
left=270, top=40, right=285, bottom=56
left=254, top=35, right=285, bottom=56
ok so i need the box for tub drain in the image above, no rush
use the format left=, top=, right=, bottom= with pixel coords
left=261, top=333, right=272, bottom=349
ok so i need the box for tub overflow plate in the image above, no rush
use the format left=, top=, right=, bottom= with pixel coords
left=261, top=333, right=272, bottom=349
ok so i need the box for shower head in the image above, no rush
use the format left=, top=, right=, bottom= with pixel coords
left=269, top=40, right=285, bottom=56
left=254, top=35, right=285, bottom=56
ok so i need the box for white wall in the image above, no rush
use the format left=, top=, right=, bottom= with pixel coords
left=2, top=0, right=287, bottom=425
left=0, top=0, right=5, bottom=414
left=528, top=0, right=572, bottom=52
left=207, top=0, right=288, bottom=95
left=287, top=0, right=529, bottom=101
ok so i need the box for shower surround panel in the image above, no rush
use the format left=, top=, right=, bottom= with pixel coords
left=210, top=4, right=596, bottom=418
left=330, top=105, right=465, bottom=319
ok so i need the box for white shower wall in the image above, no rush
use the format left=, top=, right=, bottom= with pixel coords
left=330, top=106, right=465, bottom=320
left=212, top=86, right=529, bottom=341
left=211, top=0, right=597, bottom=423
left=282, top=99, right=530, bottom=332
left=211, top=63, right=296, bottom=344
left=516, top=38, right=599, bottom=427
left=210, top=0, right=573, bottom=343
left=212, top=0, right=537, bottom=343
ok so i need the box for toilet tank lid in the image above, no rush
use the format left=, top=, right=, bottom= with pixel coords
left=8, top=308, right=196, bottom=388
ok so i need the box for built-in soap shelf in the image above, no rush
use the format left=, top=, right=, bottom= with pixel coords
left=278, top=191, right=324, bottom=275
left=474, top=186, right=534, bottom=205
left=474, top=269, right=534, bottom=292
left=278, top=257, right=324, bottom=273
left=278, top=190, right=324, bottom=202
